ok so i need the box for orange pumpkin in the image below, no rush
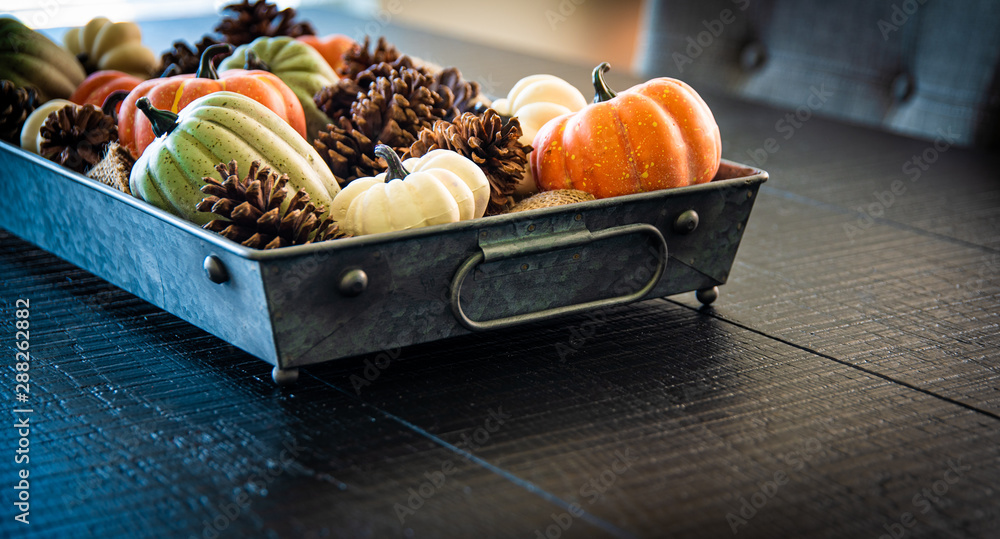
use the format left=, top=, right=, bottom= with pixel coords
left=70, top=70, right=143, bottom=110
left=296, top=34, right=355, bottom=74
left=118, top=43, right=307, bottom=159
left=531, top=63, right=722, bottom=199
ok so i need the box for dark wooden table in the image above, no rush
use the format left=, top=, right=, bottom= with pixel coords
left=3, top=7, right=999, bottom=539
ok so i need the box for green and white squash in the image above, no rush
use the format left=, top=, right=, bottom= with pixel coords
left=129, top=91, right=340, bottom=226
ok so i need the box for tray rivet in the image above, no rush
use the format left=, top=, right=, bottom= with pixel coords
left=339, top=269, right=369, bottom=297
left=521, top=263, right=529, bottom=271
left=747, top=191, right=753, bottom=199
left=203, top=255, right=229, bottom=284
left=527, top=224, right=536, bottom=232
left=573, top=253, right=581, bottom=260
left=673, top=210, right=700, bottom=234
left=575, top=214, right=583, bottom=221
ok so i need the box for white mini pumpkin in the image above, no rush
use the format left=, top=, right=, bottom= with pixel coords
left=491, top=74, right=587, bottom=195
left=331, top=145, right=490, bottom=236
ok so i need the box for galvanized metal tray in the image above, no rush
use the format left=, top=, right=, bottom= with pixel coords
left=0, top=141, right=767, bottom=384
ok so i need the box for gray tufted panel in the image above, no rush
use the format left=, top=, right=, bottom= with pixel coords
left=637, top=0, right=1000, bottom=148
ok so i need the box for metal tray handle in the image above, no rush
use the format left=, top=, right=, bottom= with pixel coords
left=450, top=223, right=668, bottom=331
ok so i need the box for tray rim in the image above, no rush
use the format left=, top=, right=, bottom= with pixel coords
left=1, top=140, right=768, bottom=261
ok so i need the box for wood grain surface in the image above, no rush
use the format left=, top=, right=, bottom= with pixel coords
left=3, top=6, right=999, bottom=539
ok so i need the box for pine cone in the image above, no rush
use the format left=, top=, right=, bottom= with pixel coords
left=215, top=0, right=315, bottom=47
left=0, top=80, right=38, bottom=144
left=313, top=116, right=384, bottom=184
left=431, top=68, right=481, bottom=120
left=314, top=64, right=452, bottom=184
left=340, top=36, right=402, bottom=79
left=197, top=160, right=344, bottom=249
left=315, top=57, right=423, bottom=122
left=159, top=36, right=222, bottom=75
left=406, top=109, right=531, bottom=215
left=39, top=104, right=117, bottom=173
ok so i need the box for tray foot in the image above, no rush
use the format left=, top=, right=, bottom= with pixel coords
left=272, top=366, right=300, bottom=387
left=696, top=286, right=719, bottom=305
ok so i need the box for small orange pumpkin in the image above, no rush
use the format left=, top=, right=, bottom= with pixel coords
left=531, top=63, right=721, bottom=199
left=69, top=70, right=143, bottom=110
left=117, top=43, right=306, bottom=159
left=296, top=34, right=355, bottom=74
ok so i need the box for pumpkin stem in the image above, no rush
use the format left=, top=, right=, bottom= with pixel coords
left=244, top=50, right=271, bottom=72
left=375, top=144, right=408, bottom=181
left=196, top=43, right=234, bottom=80
left=159, top=63, right=182, bottom=78
left=135, top=97, right=180, bottom=138
left=592, top=62, right=618, bottom=103
left=102, top=90, right=130, bottom=121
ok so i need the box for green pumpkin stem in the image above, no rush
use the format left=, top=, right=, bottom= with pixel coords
left=244, top=50, right=271, bottom=72
left=592, top=62, right=618, bottom=103
left=102, top=90, right=130, bottom=120
left=195, top=43, right=234, bottom=80
left=136, top=97, right=179, bottom=138
left=375, top=144, right=408, bottom=180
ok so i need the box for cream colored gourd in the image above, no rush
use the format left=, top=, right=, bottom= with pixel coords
left=491, top=74, right=587, bottom=194
left=64, top=17, right=159, bottom=78
left=331, top=145, right=489, bottom=236
left=20, top=99, right=75, bottom=154
left=129, top=92, right=340, bottom=226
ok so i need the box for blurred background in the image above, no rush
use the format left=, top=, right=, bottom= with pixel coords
left=4, top=0, right=648, bottom=71
left=5, top=0, right=999, bottom=147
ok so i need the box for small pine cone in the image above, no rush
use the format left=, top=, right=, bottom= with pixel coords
left=313, top=117, right=384, bottom=184
left=197, top=160, right=343, bottom=249
left=0, top=80, right=38, bottom=144
left=431, top=68, right=481, bottom=120
left=406, top=109, right=531, bottom=215
left=39, top=104, right=118, bottom=173
left=215, top=0, right=315, bottom=47
left=340, top=36, right=402, bottom=79
left=159, top=36, right=222, bottom=75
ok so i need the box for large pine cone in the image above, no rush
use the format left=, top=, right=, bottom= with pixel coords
left=215, top=0, right=315, bottom=47
left=313, top=64, right=453, bottom=184
left=197, top=160, right=343, bottom=249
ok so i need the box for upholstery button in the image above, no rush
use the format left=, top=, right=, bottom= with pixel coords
left=739, top=41, right=766, bottom=72
left=891, top=71, right=915, bottom=103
